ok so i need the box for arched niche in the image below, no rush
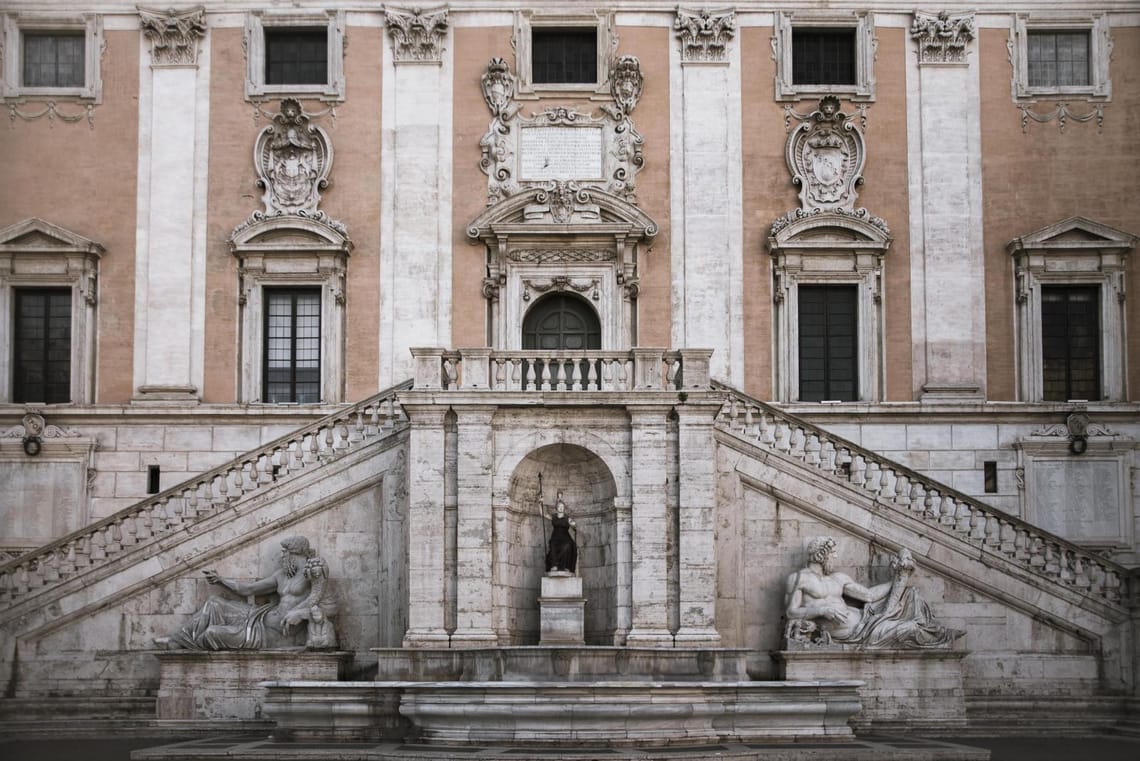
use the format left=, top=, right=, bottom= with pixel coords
left=499, top=444, right=618, bottom=645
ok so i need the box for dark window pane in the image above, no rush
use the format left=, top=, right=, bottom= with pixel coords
left=522, top=293, right=601, bottom=351
left=1027, top=31, right=1089, bottom=88
left=14, top=288, right=72, bottom=403
left=1041, top=285, right=1099, bottom=401
left=532, top=28, right=597, bottom=84
left=23, top=33, right=85, bottom=88
left=792, top=28, right=856, bottom=86
left=798, top=285, right=858, bottom=402
left=263, top=288, right=321, bottom=403
left=265, top=28, right=328, bottom=86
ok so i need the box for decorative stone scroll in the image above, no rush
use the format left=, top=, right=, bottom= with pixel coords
left=234, top=99, right=343, bottom=237
left=674, top=8, right=737, bottom=63
left=139, top=6, right=207, bottom=67
left=384, top=6, right=449, bottom=63
left=0, top=412, right=81, bottom=442
left=479, top=58, right=646, bottom=205
left=910, top=11, right=975, bottom=65
left=784, top=96, right=866, bottom=214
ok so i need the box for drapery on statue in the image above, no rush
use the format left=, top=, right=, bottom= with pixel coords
left=542, top=490, right=578, bottom=574
left=155, top=535, right=337, bottom=651
left=784, top=536, right=964, bottom=649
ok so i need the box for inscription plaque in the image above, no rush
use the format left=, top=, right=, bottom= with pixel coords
left=519, top=126, right=604, bottom=181
left=1031, top=459, right=1122, bottom=542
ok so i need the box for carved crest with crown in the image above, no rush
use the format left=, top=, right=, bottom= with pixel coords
left=785, top=96, right=866, bottom=214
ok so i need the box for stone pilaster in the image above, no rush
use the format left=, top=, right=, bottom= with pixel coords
left=133, top=7, right=208, bottom=402
left=626, top=406, right=673, bottom=645
left=402, top=404, right=451, bottom=647
left=451, top=405, right=498, bottom=645
left=674, top=402, right=722, bottom=645
left=907, top=11, right=986, bottom=402
left=671, top=9, right=743, bottom=386
left=380, top=9, right=452, bottom=387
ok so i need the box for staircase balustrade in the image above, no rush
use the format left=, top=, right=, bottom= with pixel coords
left=713, top=383, right=1127, bottom=606
left=0, top=382, right=411, bottom=608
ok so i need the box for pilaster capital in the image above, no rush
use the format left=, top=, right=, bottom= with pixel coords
left=674, top=7, right=737, bottom=64
left=139, top=6, right=206, bottom=67
left=385, top=6, right=449, bottom=64
left=910, top=11, right=975, bottom=65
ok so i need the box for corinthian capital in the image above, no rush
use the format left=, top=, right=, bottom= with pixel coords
left=139, top=6, right=206, bottom=67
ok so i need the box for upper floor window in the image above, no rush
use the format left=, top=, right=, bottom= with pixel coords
left=1009, top=217, right=1133, bottom=403
left=531, top=27, right=597, bottom=85
left=0, top=218, right=102, bottom=406
left=22, top=32, right=84, bottom=88
left=1010, top=14, right=1110, bottom=102
left=265, top=28, right=328, bottom=86
left=264, top=288, right=321, bottom=404
left=1, top=13, right=103, bottom=103
left=513, top=11, right=613, bottom=96
left=244, top=10, right=345, bottom=102
left=798, top=285, right=858, bottom=402
left=1040, top=286, right=1100, bottom=402
left=774, top=11, right=875, bottom=101
left=792, top=28, right=856, bottom=86
left=13, top=288, right=72, bottom=404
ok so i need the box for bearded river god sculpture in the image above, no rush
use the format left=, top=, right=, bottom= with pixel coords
left=155, top=535, right=337, bottom=651
left=784, top=536, right=964, bottom=649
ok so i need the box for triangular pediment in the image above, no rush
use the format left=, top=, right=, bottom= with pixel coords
left=1009, top=216, right=1136, bottom=254
left=0, top=218, right=104, bottom=256
left=468, top=186, right=659, bottom=243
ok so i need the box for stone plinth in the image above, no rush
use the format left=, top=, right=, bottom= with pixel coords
left=154, top=650, right=351, bottom=720
left=776, top=648, right=968, bottom=732
left=538, top=573, right=586, bottom=646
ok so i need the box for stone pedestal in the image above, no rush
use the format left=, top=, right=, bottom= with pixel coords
left=775, top=648, right=968, bottom=732
left=538, top=573, right=586, bottom=646
left=154, top=650, right=351, bottom=720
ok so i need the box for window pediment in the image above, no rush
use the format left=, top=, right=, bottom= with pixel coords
left=467, top=185, right=658, bottom=246
left=0, top=217, right=104, bottom=257
left=769, top=209, right=891, bottom=254
left=230, top=215, right=352, bottom=256
left=1007, top=216, right=1135, bottom=256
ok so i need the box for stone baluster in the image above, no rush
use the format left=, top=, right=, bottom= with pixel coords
left=1042, top=542, right=1059, bottom=576
left=863, top=459, right=880, bottom=494
left=955, top=501, right=972, bottom=534
left=107, top=521, right=123, bottom=555
left=760, top=411, right=776, bottom=448
left=1059, top=548, right=1075, bottom=584
left=849, top=455, right=866, bottom=487
left=598, top=358, right=611, bottom=391
left=586, top=358, right=598, bottom=391
left=622, top=359, right=634, bottom=390
left=336, top=421, right=351, bottom=451
left=442, top=357, right=456, bottom=390
left=60, top=543, right=77, bottom=576
left=16, top=565, right=29, bottom=596
left=42, top=551, right=60, bottom=583
left=27, top=560, right=44, bottom=590
left=1028, top=536, right=1045, bottom=569
left=74, top=535, right=91, bottom=570
left=939, top=495, right=957, bottom=527
left=304, top=432, right=319, bottom=464
left=1073, top=556, right=1091, bottom=590
left=924, top=489, right=939, bottom=521
left=535, top=358, right=548, bottom=391
left=322, top=424, right=335, bottom=456
left=90, top=529, right=107, bottom=561
left=789, top=427, right=806, bottom=459
left=741, top=404, right=753, bottom=437
left=351, top=410, right=365, bottom=443
left=1087, top=564, right=1104, bottom=597
left=969, top=507, right=987, bottom=541
left=244, top=459, right=259, bottom=493
left=909, top=481, right=925, bottom=513
left=774, top=422, right=790, bottom=454
left=136, top=505, right=154, bottom=541
left=984, top=515, right=1001, bottom=548
left=571, top=356, right=583, bottom=391
left=120, top=515, right=137, bottom=547
left=1105, top=571, right=1121, bottom=602
left=894, top=473, right=910, bottom=506
left=1012, top=526, right=1028, bottom=560
left=820, top=439, right=836, bottom=472
left=805, top=433, right=821, bottom=466
left=834, top=447, right=851, bottom=478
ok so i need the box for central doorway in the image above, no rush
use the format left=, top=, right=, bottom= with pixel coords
left=522, top=293, right=601, bottom=351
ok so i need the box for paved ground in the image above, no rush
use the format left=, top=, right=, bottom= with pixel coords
left=1, top=734, right=1138, bottom=761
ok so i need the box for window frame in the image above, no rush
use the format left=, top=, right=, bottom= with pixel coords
left=1009, top=217, right=1134, bottom=403
left=0, top=218, right=102, bottom=406
left=773, top=10, right=876, bottom=102
left=513, top=10, right=614, bottom=98
left=1039, top=285, right=1101, bottom=403
left=244, top=10, right=345, bottom=102
left=796, top=284, right=860, bottom=403
left=1009, top=13, right=1111, bottom=102
left=1, top=12, right=103, bottom=103
left=231, top=217, right=349, bottom=405
left=12, top=287, right=73, bottom=405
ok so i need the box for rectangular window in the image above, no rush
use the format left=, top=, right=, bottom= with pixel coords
left=531, top=27, right=597, bottom=85
left=1027, top=31, right=1090, bottom=88
left=264, top=27, right=327, bottom=86
left=22, top=32, right=84, bottom=88
left=798, top=285, right=858, bottom=402
left=264, top=288, right=321, bottom=404
left=792, top=28, right=856, bottom=86
left=13, top=288, right=71, bottom=404
left=1041, top=285, right=1099, bottom=402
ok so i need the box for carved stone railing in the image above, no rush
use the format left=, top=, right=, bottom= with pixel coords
left=0, top=382, right=411, bottom=609
left=713, top=383, right=1127, bottom=607
left=410, top=347, right=712, bottom=393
